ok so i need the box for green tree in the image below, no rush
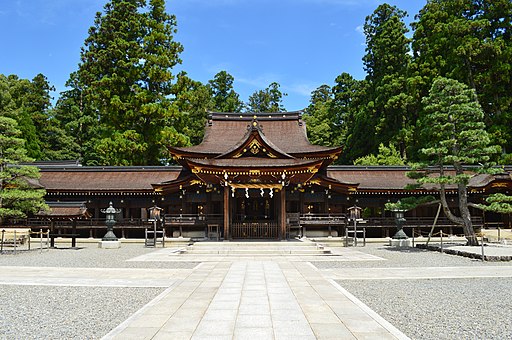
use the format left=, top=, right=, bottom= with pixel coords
left=22, top=74, right=79, bottom=161
left=1, top=75, right=42, bottom=159
left=412, top=77, right=500, bottom=246
left=208, top=71, right=244, bottom=112
left=478, top=193, right=512, bottom=214
left=303, top=85, right=335, bottom=146
left=247, top=82, right=287, bottom=113
left=171, top=72, right=213, bottom=145
left=412, top=0, right=512, bottom=158
left=331, top=74, right=368, bottom=163
left=52, top=75, right=100, bottom=164
left=0, top=116, right=47, bottom=224
left=361, top=3, right=413, bottom=157
left=70, top=0, right=185, bottom=165
left=354, top=143, right=405, bottom=166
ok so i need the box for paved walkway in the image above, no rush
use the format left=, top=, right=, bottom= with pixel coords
left=103, top=259, right=407, bottom=340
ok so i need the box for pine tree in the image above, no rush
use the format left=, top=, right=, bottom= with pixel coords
left=0, top=116, right=47, bottom=223
left=413, top=77, right=501, bottom=246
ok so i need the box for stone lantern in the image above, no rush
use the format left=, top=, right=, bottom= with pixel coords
left=99, top=202, right=121, bottom=249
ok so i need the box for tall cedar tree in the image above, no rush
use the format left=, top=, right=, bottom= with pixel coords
left=72, top=0, right=184, bottom=165
left=361, top=4, right=413, bottom=159
left=412, top=77, right=500, bottom=246
left=412, top=0, right=512, bottom=159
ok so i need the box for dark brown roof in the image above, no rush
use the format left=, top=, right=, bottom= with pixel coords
left=328, top=166, right=512, bottom=192
left=328, top=167, right=417, bottom=190
left=35, top=165, right=511, bottom=193
left=39, top=167, right=181, bottom=192
left=37, top=202, right=90, bottom=218
left=172, top=112, right=341, bottom=155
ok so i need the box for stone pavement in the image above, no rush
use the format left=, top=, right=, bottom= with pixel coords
left=103, top=258, right=407, bottom=340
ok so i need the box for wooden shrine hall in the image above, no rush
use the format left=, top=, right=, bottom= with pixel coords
left=17, top=112, right=512, bottom=240
left=153, top=112, right=356, bottom=240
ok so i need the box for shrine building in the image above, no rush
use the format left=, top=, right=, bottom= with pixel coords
left=29, top=112, right=512, bottom=240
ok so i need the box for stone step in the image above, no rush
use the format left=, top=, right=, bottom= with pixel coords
left=184, top=249, right=331, bottom=255
left=181, top=241, right=332, bottom=256
left=192, top=241, right=318, bottom=247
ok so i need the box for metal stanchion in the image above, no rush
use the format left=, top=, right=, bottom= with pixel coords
left=498, top=227, right=501, bottom=242
left=440, top=230, right=443, bottom=253
left=481, top=233, right=485, bottom=262
left=1, top=229, right=4, bottom=253
left=363, top=228, right=366, bottom=247
left=14, top=230, right=17, bottom=255
left=40, top=229, right=43, bottom=254
left=412, top=228, right=415, bottom=247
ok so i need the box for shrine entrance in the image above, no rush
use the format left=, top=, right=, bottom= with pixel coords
left=231, top=189, right=278, bottom=239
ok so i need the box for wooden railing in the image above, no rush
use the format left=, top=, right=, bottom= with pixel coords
left=362, top=216, right=484, bottom=227
left=299, top=213, right=347, bottom=226
left=231, top=222, right=278, bottom=239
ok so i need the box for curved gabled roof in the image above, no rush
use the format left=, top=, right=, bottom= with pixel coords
left=170, top=112, right=341, bottom=157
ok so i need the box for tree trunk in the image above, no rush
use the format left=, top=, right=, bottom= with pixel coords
left=458, top=183, right=479, bottom=246
left=437, top=163, right=479, bottom=245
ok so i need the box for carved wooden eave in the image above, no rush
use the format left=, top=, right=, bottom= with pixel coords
left=152, top=173, right=198, bottom=194
left=306, top=174, right=359, bottom=195
left=185, top=157, right=324, bottom=187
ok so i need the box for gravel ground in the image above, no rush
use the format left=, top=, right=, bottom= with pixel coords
left=338, top=278, right=512, bottom=340
left=322, top=244, right=512, bottom=339
left=0, top=243, right=199, bottom=269
left=0, top=244, right=190, bottom=339
left=314, top=243, right=512, bottom=268
left=0, top=285, right=164, bottom=340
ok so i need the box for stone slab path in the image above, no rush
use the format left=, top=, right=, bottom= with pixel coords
left=103, top=259, right=407, bottom=340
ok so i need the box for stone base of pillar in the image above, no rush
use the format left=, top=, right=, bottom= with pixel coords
left=98, top=240, right=121, bottom=249
left=389, top=238, right=412, bottom=248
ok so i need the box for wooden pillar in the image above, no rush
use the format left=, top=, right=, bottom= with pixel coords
left=280, top=188, right=286, bottom=240
left=71, top=219, right=77, bottom=248
left=223, top=186, right=230, bottom=240
left=50, top=220, right=55, bottom=248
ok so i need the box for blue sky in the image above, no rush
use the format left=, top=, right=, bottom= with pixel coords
left=0, top=0, right=426, bottom=111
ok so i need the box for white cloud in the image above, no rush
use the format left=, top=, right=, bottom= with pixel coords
left=284, top=82, right=317, bottom=97
left=355, top=24, right=364, bottom=36
left=236, top=73, right=283, bottom=89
